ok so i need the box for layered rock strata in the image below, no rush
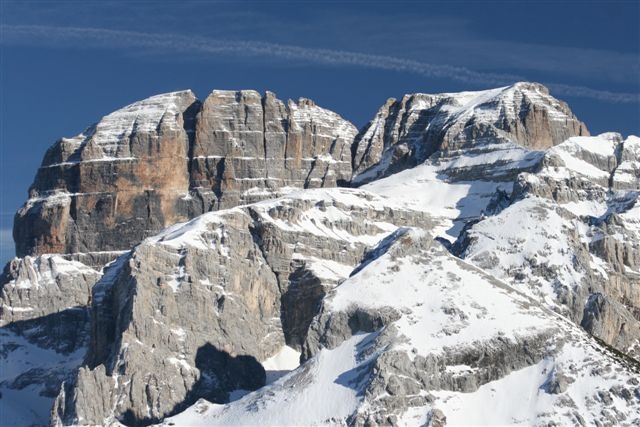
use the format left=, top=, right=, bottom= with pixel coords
left=351, top=82, right=588, bottom=184
left=4, top=83, right=638, bottom=426
left=53, top=189, right=432, bottom=425
left=457, top=134, right=640, bottom=359
left=14, top=90, right=356, bottom=262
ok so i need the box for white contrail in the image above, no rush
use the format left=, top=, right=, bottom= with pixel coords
left=2, top=24, right=638, bottom=103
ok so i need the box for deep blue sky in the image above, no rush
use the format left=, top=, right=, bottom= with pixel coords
left=1, top=0, right=639, bottom=263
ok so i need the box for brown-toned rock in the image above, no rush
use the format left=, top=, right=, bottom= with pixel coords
left=14, top=91, right=199, bottom=260
left=14, top=90, right=357, bottom=265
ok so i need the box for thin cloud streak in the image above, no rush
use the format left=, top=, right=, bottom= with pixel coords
left=3, top=24, right=639, bottom=104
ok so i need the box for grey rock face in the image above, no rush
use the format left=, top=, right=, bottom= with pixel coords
left=54, top=189, right=431, bottom=425
left=190, top=91, right=356, bottom=211
left=582, top=293, right=639, bottom=355
left=58, top=212, right=281, bottom=425
left=352, top=82, right=588, bottom=184
left=613, top=135, right=640, bottom=189
left=1, top=255, right=100, bottom=326
left=14, top=90, right=356, bottom=265
left=0, top=255, right=101, bottom=356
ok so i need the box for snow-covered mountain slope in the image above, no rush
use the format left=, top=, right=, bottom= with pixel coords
left=2, top=83, right=638, bottom=426
left=361, top=145, right=540, bottom=239
left=357, top=132, right=640, bottom=360
left=159, top=229, right=640, bottom=426
left=457, top=133, right=640, bottom=359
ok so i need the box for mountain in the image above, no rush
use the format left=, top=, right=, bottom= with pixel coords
left=13, top=90, right=356, bottom=267
left=1, top=83, right=638, bottom=426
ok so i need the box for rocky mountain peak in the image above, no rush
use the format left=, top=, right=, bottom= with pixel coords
left=13, top=89, right=356, bottom=264
left=351, top=81, right=589, bottom=184
left=11, top=82, right=592, bottom=266
left=2, top=83, right=639, bottom=427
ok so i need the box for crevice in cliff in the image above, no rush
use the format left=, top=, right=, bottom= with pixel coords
left=303, top=158, right=317, bottom=188
left=350, top=125, right=367, bottom=175
left=246, top=207, right=283, bottom=293
left=281, top=262, right=326, bottom=348
left=608, top=138, right=625, bottom=190
left=260, top=94, right=269, bottom=184
left=183, top=99, right=202, bottom=191
left=244, top=206, right=324, bottom=350
left=84, top=254, right=133, bottom=372
left=212, top=159, right=225, bottom=202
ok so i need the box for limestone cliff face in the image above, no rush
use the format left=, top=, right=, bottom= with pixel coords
left=189, top=90, right=355, bottom=211
left=53, top=189, right=431, bottom=425
left=352, top=82, right=589, bottom=184
left=3, top=83, right=640, bottom=426
left=14, top=91, right=199, bottom=260
left=15, top=83, right=586, bottom=262
left=14, top=90, right=357, bottom=263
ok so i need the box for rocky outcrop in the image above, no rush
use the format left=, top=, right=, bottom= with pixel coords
left=0, top=255, right=100, bottom=326
left=190, top=91, right=355, bottom=211
left=352, top=82, right=588, bottom=184
left=582, top=293, right=639, bottom=355
left=14, top=90, right=357, bottom=264
left=53, top=189, right=431, bottom=426
left=54, top=211, right=282, bottom=426
left=14, top=91, right=199, bottom=260
left=613, top=135, right=640, bottom=189
left=14, top=83, right=587, bottom=263
left=458, top=133, right=640, bottom=359
left=0, top=255, right=101, bottom=356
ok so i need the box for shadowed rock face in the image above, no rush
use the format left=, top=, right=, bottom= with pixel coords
left=51, top=190, right=432, bottom=425
left=14, top=90, right=357, bottom=263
